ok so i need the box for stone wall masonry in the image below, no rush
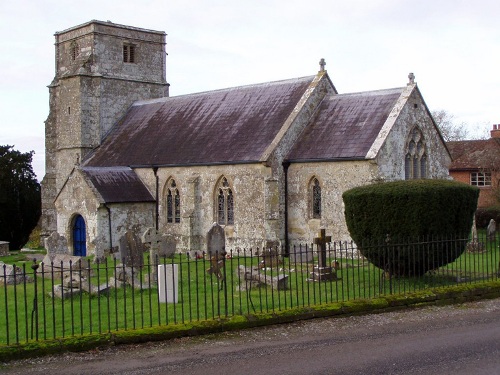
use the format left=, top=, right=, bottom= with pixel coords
left=287, top=160, right=379, bottom=244
left=373, top=86, right=451, bottom=181
left=135, top=163, right=274, bottom=253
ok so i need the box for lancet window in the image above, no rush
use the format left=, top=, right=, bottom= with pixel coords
left=216, top=177, right=234, bottom=226
left=166, top=179, right=180, bottom=223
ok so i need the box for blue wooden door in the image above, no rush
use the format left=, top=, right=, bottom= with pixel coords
left=73, top=215, right=87, bottom=256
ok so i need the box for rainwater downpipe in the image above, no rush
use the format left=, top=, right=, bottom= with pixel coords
left=282, top=161, right=290, bottom=254
left=104, top=204, right=113, bottom=252
left=153, top=166, right=159, bottom=230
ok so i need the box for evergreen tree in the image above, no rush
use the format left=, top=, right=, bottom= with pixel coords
left=0, top=145, right=41, bottom=250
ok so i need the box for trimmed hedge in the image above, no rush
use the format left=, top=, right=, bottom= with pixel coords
left=342, top=179, right=479, bottom=276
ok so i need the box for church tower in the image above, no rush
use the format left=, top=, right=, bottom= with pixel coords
left=41, top=20, right=169, bottom=238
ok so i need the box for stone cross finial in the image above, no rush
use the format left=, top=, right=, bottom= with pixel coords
left=408, top=72, right=415, bottom=85
left=319, top=58, right=326, bottom=72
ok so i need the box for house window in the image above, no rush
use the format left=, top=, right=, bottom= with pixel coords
left=471, top=171, right=491, bottom=187
left=216, top=177, right=234, bottom=226
left=166, top=179, right=180, bottom=223
left=123, top=44, right=135, bottom=63
left=404, top=127, right=427, bottom=179
left=310, top=177, right=321, bottom=219
left=70, top=42, right=78, bottom=61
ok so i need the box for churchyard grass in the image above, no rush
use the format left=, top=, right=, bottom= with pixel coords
left=1, top=232, right=499, bottom=346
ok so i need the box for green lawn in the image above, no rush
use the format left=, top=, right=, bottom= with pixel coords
left=1, top=232, right=498, bottom=346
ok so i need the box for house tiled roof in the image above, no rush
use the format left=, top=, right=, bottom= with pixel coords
left=80, top=167, right=155, bottom=203
left=287, top=88, right=404, bottom=161
left=84, top=76, right=316, bottom=167
left=447, top=138, right=500, bottom=170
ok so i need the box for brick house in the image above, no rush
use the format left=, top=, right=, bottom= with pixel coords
left=447, top=125, right=500, bottom=209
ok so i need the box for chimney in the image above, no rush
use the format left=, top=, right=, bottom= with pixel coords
left=491, top=124, right=500, bottom=139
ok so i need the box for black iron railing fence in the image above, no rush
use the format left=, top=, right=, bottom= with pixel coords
left=1, top=234, right=498, bottom=346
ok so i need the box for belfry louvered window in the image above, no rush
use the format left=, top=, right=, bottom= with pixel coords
left=123, top=44, right=135, bottom=63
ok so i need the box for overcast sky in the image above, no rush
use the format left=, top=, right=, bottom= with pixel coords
left=1, top=0, right=498, bottom=180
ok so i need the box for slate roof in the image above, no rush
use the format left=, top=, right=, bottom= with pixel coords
left=447, top=138, right=500, bottom=170
left=80, top=167, right=155, bottom=203
left=286, top=88, right=404, bottom=161
left=84, top=76, right=316, bottom=168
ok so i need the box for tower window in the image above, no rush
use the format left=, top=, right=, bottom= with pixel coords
left=123, top=44, right=136, bottom=63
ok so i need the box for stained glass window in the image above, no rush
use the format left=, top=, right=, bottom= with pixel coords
left=166, top=179, right=180, bottom=223
left=216, top=177, right=234, bottom=225
left=312, top=178, right=321, bottom=219
left=405, top=128, right=426, bottom=179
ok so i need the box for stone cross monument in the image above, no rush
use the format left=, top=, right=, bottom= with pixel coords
left=308, top=228, right=336, bottom=282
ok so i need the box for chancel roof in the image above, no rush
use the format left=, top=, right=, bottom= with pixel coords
left=286, top=88, right=404, bottom=161
left=84, top=76, right=316, bottom=167
left=80, top=167, right=155, bottom=203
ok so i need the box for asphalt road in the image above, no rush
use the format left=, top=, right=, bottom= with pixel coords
left=2, top=298, right=500, bottom=375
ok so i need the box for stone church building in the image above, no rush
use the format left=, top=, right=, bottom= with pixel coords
left=41, top=20, right=451, bottom=257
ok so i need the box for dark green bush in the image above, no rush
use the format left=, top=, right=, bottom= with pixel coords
left=475, top=207, right=500, bottom=229
left=343, top=179, right=479, bottom=276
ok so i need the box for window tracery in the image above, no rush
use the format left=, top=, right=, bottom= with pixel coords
left=405, top=127, right=427, bottom=179
left=166, top=179, right=180, bottom=223
left=216, top=177, right=234, bottom=225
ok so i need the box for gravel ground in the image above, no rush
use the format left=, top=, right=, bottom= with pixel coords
left=2, top=297, right=500, bottom=374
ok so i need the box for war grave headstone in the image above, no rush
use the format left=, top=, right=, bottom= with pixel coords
left=308, top=228, right=337, bottom=282
left=158, top=263, right=179, bottom=303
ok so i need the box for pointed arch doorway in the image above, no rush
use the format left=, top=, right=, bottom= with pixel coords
left=72, top=215, right=87, bottom=256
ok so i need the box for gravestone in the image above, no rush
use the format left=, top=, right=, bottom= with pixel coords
left=308, top=228, right=337, bottom=282
left=289, top=245, right=313, bottom=264
left=260, top=240, right=283, bottom=269
left=41, top=254, right=83, bottom=274
left=207, top=223, right=225, bottom=255
left=0, top=241, right=9, bottom=257
left=119, top=230, right=144, bottom=268
left=487, top=219, right=497, bottom=240
left=45, top=232, right=69, bottom=255
left=158, top=234, right=176, bottom=259
left=236, top=265, right=288, bottom=291
left=0, top=261, right=31, bottom=285
left=206, top=223, right=226, bottom=288
left=158, top=264, right=179, bottom=303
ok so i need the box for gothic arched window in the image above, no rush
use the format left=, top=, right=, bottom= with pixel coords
left=310, top=177, right=321, bottom=219
left=216, top=177, right=234, bottom=226
left=404, top=127, right=427, bottom=179
left=166, top=179, right=180, bottom=223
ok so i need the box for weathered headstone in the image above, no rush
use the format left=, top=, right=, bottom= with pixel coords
left=158, top=234, right=176, bottom=259
left=487, top=219, right=497, bottom=240
left=206, top=223, right=226, bottom=289
left=260, top=240, right=283, bottom=269
left=0, top=241, right=9, bottom=257
left=308, top=228, right=337, bottom=282
left=158, top=264, right=179, bottom=303
left=207, top=223, right=225, bottom=255
left=289, top=244, right=313, bottom=264
left=41, top=254, right=83, bottom=273
left=119, top=230, right=144, bottom=268
left=0, top=261, right=31, bottom=285
left=236, top=265, right=288, bottom=291
left=45, top=232, right=69, bottom=255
